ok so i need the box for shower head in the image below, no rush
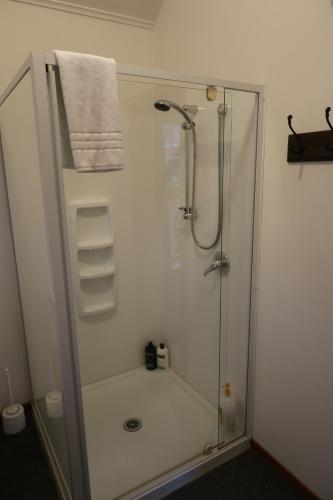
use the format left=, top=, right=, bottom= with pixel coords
left=154, top=100, right=170, bottom=112
left=154, top=99, right=195, bottom=126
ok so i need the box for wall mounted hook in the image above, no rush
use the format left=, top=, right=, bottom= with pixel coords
left=325, top=107, right=333, bottom=151
left=287, top=115, right=304, bottom=155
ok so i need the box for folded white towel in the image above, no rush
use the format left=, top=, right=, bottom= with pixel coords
left=54, top=50, right=124, bottom=172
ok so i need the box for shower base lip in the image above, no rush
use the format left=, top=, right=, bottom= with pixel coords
left=124, top=435, right=250, bottom=500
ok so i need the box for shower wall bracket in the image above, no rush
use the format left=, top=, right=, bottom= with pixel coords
left=69, top=200, right=116, bottom=317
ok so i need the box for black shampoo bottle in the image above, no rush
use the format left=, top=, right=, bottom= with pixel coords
left=145, top=341, right=157, bottom=370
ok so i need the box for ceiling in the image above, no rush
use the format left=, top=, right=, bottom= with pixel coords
left=67, top=0, right=164, bottom=22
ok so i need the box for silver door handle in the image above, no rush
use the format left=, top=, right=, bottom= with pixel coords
left=203, top=260, right=220, bottom=276
left=203, top=251, right=230, bottom=277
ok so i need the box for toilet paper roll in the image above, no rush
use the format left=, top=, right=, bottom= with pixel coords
left=2, top=404, right=26, bottom=435
left=46, top=390, right=63, bottom=419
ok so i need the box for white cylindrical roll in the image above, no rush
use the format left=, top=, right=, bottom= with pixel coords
left=2, top=404, right=26, bottom=435
left=46, top=390, right=63, bottom=419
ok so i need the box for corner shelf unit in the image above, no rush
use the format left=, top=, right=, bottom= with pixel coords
left=77, top=238, right=114, bottom=251
left=69, top=200, right=116, bottom=316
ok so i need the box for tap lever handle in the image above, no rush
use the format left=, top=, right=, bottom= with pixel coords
left=203, top=251, right=230, bottom=277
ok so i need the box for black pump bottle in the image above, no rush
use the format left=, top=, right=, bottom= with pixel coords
left=145, top=341, right=157, bottom=370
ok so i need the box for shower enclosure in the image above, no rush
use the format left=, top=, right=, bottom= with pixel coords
left=0, top=53, right=264, bottom=500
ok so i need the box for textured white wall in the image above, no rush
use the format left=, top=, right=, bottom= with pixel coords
left=155, top=1, right=333, bottom=498
left=0, top=0, right=155, bottom=404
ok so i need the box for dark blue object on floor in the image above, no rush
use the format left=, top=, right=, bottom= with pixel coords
left=0, top=406, right=312, bottom=500
left=164, top=449, right=311, bottom=500
left=0, top=406, right=59, bottom=500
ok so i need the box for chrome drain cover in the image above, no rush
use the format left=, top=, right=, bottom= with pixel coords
left=123, top=417, right=142, bottom=432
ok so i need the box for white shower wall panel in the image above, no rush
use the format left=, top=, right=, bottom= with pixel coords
left=61, top=75, right=257, bottom=422
left=63, top=81, right=166, bottom=385
left=62, top=78, right=223, bottom=404
left=156, top=84, right=223, bottom=406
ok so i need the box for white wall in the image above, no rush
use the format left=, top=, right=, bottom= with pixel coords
left=155, top=1, right=333, bottom=498
left=0, top=151, right=31, bottom=406
left=0, top=72, right=72, bottom=481
left=0, top=0, right=154, bottom=91
left=0, top=0, right=155, bottom=404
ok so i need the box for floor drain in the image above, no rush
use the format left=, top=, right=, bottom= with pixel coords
left=123, top=417, right=142, bottom=432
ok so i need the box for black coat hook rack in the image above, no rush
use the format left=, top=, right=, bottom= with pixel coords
left=287, top=108, right=333, bottom=162
left=325, top=107, right=333, bottom=151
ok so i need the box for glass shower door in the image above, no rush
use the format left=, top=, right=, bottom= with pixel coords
left=218, top=88, right=259, bottom=446
left=60, top=76, right=226, bottom=499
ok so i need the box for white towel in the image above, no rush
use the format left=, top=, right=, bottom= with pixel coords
left=54, top=50, right=124, bottom=172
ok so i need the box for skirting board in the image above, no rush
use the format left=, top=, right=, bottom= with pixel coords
left=32, top=402, right=72, bottom=500
left=251, top=439, right=320, bottom=499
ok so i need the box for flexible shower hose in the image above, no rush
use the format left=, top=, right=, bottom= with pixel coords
left=190, top=112, right=224, bottom=250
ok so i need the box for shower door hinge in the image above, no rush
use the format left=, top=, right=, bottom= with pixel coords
left=217, top=103, right=228, bottom=115
left=203, top=443, right=214, bottom=455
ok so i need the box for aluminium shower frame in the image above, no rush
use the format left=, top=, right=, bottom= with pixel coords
left=0, top=52, right=266, bottom=500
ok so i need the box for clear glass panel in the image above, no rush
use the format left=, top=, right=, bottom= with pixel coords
left=218, top=89, right=258, bottom=446
left=60, top=76, right=225, bottom=499
left=0, top=73, right=72, bottom=491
